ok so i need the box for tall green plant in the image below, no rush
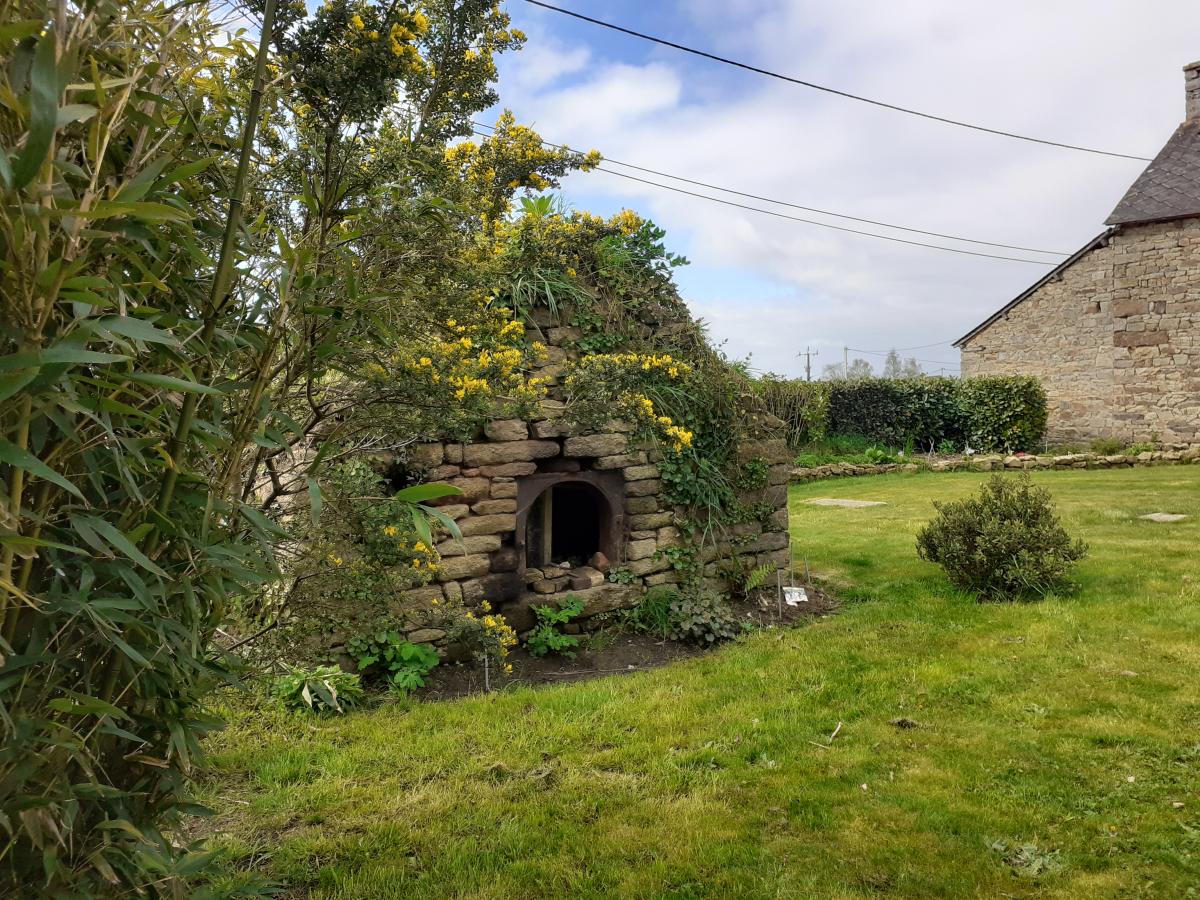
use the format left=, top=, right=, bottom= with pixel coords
left=0, top=1, right=283, bottom=892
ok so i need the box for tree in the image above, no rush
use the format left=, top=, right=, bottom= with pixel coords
left=822, top=358, right=873, bottom=380
left=882, top=349, right=903, bottom=379
left=0, top=0, right=598, bottom=892
left=883, top=349, right=923, bottom=379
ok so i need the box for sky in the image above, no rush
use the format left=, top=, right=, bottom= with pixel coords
left=487, top=0, right=1200, bottom=378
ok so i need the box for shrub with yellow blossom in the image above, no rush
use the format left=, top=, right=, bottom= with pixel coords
left=443, top=111, right=602, bottom=224
left=564, top=353, right=696, bottom=454
left=446, top=600, right=518, bottom=679
left=365, top=303, right=546, bottom=440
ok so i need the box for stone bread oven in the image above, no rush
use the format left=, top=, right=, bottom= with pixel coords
left=401, top=313, right=793, bottom=639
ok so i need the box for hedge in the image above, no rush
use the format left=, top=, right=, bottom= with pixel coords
left=758, top=375, right=1047, bottom=453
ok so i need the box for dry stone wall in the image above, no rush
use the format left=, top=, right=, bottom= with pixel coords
left=960, top=218, right=1200, bottom=445
left=400, top=419, right=792, bottom=638
left=391, top=304, right=792, bottom=647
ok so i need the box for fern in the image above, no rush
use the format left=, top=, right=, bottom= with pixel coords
left=743, top=563, right=775, bottom=593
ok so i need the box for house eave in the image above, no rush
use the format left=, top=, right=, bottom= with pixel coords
left=952, top=229, right=1115, bottom=349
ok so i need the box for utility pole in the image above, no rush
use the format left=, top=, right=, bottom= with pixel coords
left=843, top=345, right=849, bottom=379
left=797, top=347, right=818, bottom=382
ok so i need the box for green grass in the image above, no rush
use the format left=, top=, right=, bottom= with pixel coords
left=201, top=467, right=1200, bottom=898
left=791, top=433, right=907, bottom=467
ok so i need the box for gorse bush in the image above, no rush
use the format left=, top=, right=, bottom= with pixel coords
left=916, top=475, right=1088, bottom=601
left=273, top=666, right=364, bottom=714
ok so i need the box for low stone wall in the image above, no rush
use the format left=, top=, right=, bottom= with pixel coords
left=791, top=447, right=1200, bottom=481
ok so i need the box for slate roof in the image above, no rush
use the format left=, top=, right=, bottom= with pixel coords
left=1106, top=120, right=1200, bottom=225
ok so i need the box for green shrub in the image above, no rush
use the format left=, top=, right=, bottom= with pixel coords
left=625, top=587, right=676, bottom=638
left=818, top=375, right=1046, bottom=453
left=668, top=590, right=740, bottom=643
left=528, top=595, right=586, bottom=657
left=1090, top=437, right=1124, bottom=455
left=916, top=475, right=1087, bottom=601
left=347, top=630, right=440, bottom=695
left=273, top=666, right=365, bottom=714
left=826, top=377, right=968, bottom=449
left=960, top=376, right=1047, bottom=452
left=756, top=376, right=831, bottom=447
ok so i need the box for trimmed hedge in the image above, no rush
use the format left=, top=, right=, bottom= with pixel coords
left=960, top=376, right=1047, bottom=453
left=758, top=375, right=1047, bottom=453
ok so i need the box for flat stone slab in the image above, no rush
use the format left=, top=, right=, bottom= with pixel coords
left=1140, top=512, right=1189, bottom=523
left=805, top=498, right=886, bottom=508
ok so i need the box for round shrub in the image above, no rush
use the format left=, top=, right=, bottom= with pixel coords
left=915, top=475, right=1087, bottom=601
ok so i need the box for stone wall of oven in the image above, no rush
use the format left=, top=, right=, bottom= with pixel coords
left=959, top=217, right=1200, bottom=445
left=398, top=417, right=793, bottom=642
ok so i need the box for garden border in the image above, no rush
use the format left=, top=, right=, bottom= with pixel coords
left=791, top=448, right=1200, bottom=482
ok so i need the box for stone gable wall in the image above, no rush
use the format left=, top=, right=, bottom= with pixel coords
left=960, top=218, right=1200, bottom=445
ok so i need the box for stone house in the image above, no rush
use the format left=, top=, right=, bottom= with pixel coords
left=395, top=301, right=793, bottom=644
left=956, top=61, right=1200, bottom=445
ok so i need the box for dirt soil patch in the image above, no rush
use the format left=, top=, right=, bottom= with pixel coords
left=420, top=583, right=838, bottom=701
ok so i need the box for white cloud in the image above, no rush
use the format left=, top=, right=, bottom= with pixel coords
left=502, top=0, right=1200, bottom=376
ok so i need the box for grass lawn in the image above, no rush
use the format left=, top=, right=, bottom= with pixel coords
left=201, top=467, right=1200, bottom=898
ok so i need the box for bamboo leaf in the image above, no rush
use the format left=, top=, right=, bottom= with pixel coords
left=393, top=482, right=463, bottom=503
left=122, top=371, right=223, bottom=395
left=91, top=315, right=178, bottom=346
left=238, top=504, right=288, bottom=539
left=56, top=103, right=96, bottom=127
left=422, top=503, right=462, bottom=542
left=76, top=515, right=166, bottom=577
left=409, top=506, right=433, bottom=547
left=0, top=438, right=83, bottom=499
left=48, top=200, right=190, bottom=222
left=0, top=369, right=37, bottom=403
left=11, top=30, right=57, bottom=190
left=0, top=20, right=42, bottom=42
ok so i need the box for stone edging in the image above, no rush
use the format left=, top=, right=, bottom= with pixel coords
left=791, top=448, right=1200, bottom=482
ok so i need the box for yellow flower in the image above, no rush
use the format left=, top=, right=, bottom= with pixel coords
left=431, top=598, right=440, bottom=605
left=419, top=357, right=432, bottom=367
left=350, top=13, right=364, bottom=30
left=382, top=525, right=398, bottom=537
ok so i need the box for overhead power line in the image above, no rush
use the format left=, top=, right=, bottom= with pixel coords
left=852, top=339, right=957, bottom=352
left=592, top=166, right=1056, bottom=264
left=469, top=123, right=1062, bottom=264
left=596, top=158, right=1067, bottom=256
left=847, top=348, right=960, bottom=366
left=522, top=0, right=1152, bottom=163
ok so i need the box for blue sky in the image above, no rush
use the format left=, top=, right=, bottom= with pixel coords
left=487, top=0, right=1200, bottom=377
